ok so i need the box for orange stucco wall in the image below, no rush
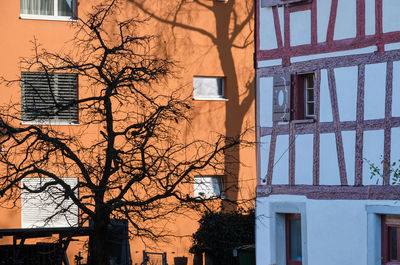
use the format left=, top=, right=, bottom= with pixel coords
left=0, top=1, right=255, bottom=264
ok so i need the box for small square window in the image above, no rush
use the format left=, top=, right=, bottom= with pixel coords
left=193, top=175, right=224, bottom=199
left=21, top=72, right=78, bottom=124
left=20, top=0, right=76, bottom=20
left=193, top=77, right=225, bottom=100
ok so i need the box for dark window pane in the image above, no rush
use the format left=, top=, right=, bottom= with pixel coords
left=58, top=0, right=73, bottom=16
left=290, top=219, right=302, bottom=261
left=307, top=103, right=314, bottom=115
left=307, top=89, right=314, bottom=101
left=306, top=75, right=314, bottom=88
left=390, top=227, right=398, bottom=260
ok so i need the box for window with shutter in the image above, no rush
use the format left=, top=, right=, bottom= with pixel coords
left=272, top=73, right=315, bottom=122
left=21, top=72, right=78, bottom=124
left=273, top=74, right=291, bottom=122
left=21, top=177, right=79, bottom=228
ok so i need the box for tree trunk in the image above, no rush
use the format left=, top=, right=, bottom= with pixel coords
left=90, top=212, right=110, bottom=265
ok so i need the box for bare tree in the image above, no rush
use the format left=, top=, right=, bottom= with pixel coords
left=0, top=1, right=247, bottom=264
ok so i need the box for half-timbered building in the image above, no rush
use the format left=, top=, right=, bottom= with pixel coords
left=255, top=0, right=400, bottom=264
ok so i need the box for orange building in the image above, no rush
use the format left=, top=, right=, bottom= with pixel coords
left=0, top=1, right=255, bottom=264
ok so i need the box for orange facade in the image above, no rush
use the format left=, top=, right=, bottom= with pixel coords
left=0, top=1, right=255, bottom=264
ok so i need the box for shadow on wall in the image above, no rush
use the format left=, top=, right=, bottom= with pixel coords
left=128, top=0, right=255, bottom=208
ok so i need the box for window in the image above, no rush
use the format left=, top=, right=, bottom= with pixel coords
left=193, top=175, right=224, bottom=199
left=20, top=0, right=76, bottom=20
left=269, top=202, right=307, bottom=265
left=272, top=73, right=315, bottom=122
left=21, top=177, right=79, bottom=228
left=382, top=215, right=400, bottom=264
left=193, top=76, right=225, bottom=100
left=261, top=0, right=312, bottom=8
left=21, top=72, right=78, bottom=124
left=286, top=214, right=303, bottom=265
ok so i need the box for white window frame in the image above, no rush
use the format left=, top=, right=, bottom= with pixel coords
left=303, top=74, right=315, bottom=119
left=20, top=0, right=77, bottom=21
left=193, top=76, right=227, bottom=101
left=21, top=72, right=79, bottom=125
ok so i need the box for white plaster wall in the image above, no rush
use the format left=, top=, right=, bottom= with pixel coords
left=365, top=0, right=376, bottom=35
left=363, top=130, right=384, bottom=185
left=260, top=7, right=278, bottom=50
left=272, top=135, right=290, bottom=184
left=342, top=130, right=356, bottom=185
left=291, top=46, right=377, bottom=63
left=256, top=196, right=400, bottom=265
left=393, top=61, right=400, bottom=117
left=319, top=69, right=333, bottom=122
left=319, top=133, right=341, bottom=185
left=317, top=0, right=332, bottom=43
left=391, top=127, right=400, bottom=183
left=260, top=135, right=272, bottom=183
left=290, top=10, right=311, bottom=46
left=295, top=134, right=314, bottom=185
left=385, top=42, right=400, bottom=51
left=334, top=0, right=357, bottom=40
left=364, top=63, right=386, bottom=120
left=255, top=197, right=272, bottom=265
left=278, top=6, right=285, bottom=46
left=259, top=77, right=274, bottom=127
left=307, top=200, right=368, bottom=265
left=335, top=66, right=358, bottom=122
left=383, top=0, right=400, bottom=33
left=257, top=59, right=282, bottom=68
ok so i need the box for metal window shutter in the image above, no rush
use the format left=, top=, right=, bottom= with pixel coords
left=55, top=73, right=78, bottom=123
left=21, top=72, right=78, bottom=123
left=21, top=177, right=79, bottom=228
left=273, top=74, right=291, bottom=122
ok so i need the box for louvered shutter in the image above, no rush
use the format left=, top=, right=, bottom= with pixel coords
left=21, top=177, right=79, bottom=228
left=273, top=74, right=291, bottom=122
left=55, top=73, right=78, bottom=123
left=21, top=72, right=78, bottom=124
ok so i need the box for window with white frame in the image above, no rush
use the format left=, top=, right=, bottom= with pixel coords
left=193, top=76, right=225, bottom=100
left=21, top=177, right=79, bottom=228
left=194, top=175, right=224, bottom=199
left=21, top=72, right=78, bottom=124
left=20, top=0, right=76, bottom=20
left=303, top=74, right=315, bottom=118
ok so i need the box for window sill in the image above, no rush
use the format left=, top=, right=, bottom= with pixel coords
left=20, top=14, right=77, bottom=22
left=193, top=97, right=228, bottom=101
left=22, top=121, right=79, bottom=126
left=292, top=119, right=315, bottom=124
